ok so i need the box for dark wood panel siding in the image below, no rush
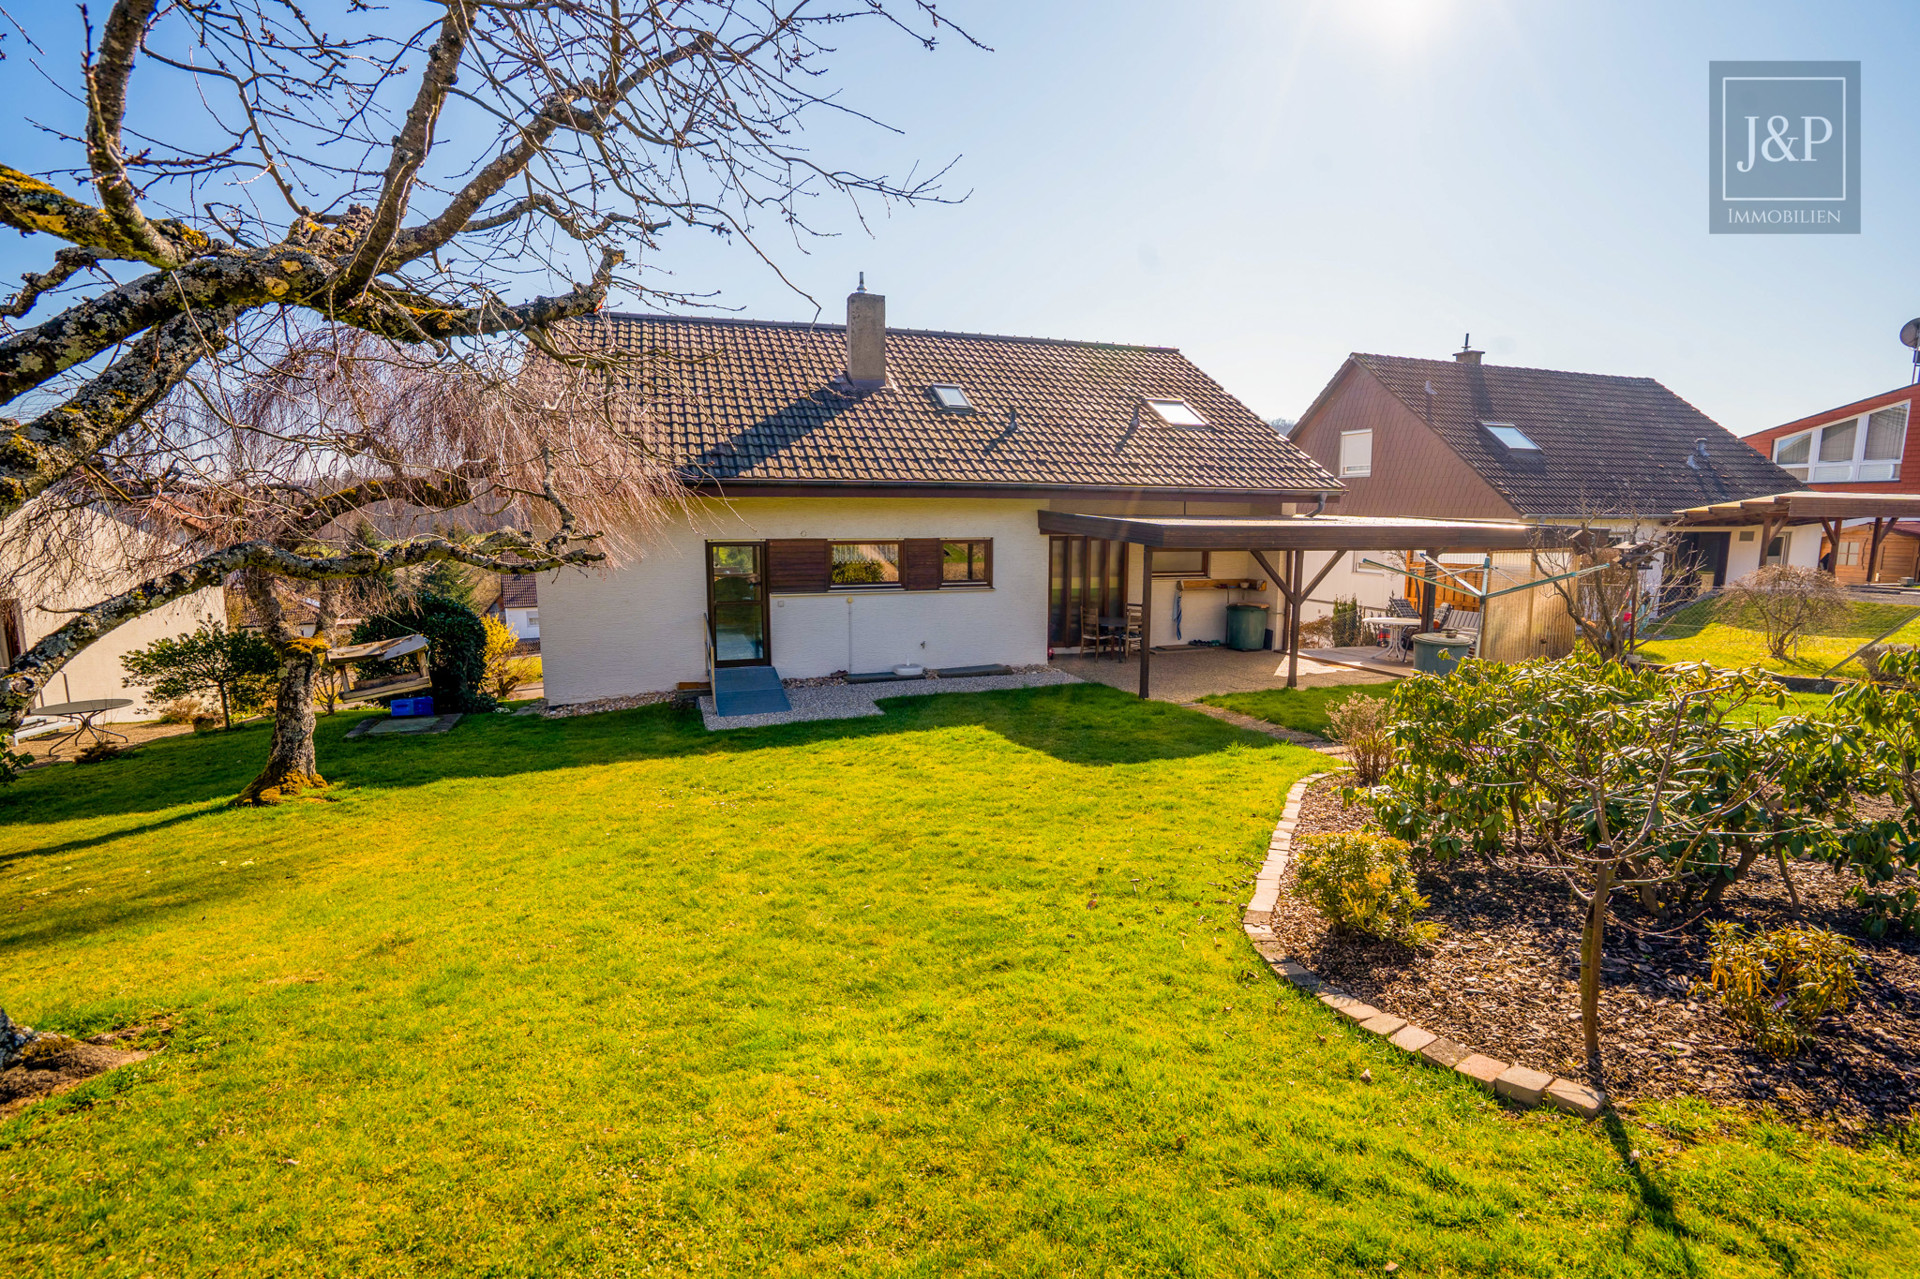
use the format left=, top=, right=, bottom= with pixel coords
left=1291, top=362, right=1521, bottom=520
left=901, top=538, right=944, bottom=591
left=765, top=539, right=830, bottom=593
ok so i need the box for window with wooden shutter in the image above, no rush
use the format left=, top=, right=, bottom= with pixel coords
left=901, top=538, right=944, bottom=591
left=764, top=539, right=830, bottom=593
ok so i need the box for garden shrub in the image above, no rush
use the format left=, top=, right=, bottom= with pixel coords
left=1293, top=831, right=1438, bottom=946
left=482, top=616, right=542, bottom=701
left=1830, top=648, right=1920, bottom=933
left=121, top=618, right=278, bottom=728
left=1717, top=565, right=1850, bottom=659
left=155, top=696, right=208, bottom=725
left=352, top=591, right=496, bottom=714
left=1326, top=693, right=1394, bottom=785
left=1704, top=922, right=1862, bottom=1057
left=1330, top=596, right=1365, bottom=648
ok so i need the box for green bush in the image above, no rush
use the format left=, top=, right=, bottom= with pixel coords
left=352, top=591, right=496, bottom=714
left=121, top=617, right=278, bottom=728
left=1330, top=596, right=1365, bottom=648
left=1293, top=831, right=1438, bottom=946
left=1704, top=922, right=1862, bottom=1057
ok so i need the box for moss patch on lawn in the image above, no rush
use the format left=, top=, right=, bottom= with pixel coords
left=2, top=685, right=1917, bottom=1275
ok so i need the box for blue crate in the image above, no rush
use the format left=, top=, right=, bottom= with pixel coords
left=390, top=696, right=435, bottom=718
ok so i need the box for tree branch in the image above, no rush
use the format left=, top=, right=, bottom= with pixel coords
left=0, top=163, right=213, bottom=266
left=0, top=248, right=100, bottom=319
left=0, top=302, right=241, bottom=518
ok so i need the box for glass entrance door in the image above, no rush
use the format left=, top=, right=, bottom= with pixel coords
left=708, top=542, right=770, bottom=666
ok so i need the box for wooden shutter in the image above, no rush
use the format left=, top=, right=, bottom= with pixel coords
left=901, top=538, right=944, bottom=591
left=765, top=539, right=830, bottom=593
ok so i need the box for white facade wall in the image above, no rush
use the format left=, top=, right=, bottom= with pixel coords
left=5, top=508, right=225, bottom=724
left=504, top=606, right=539, bottom=640
left=540, top=496, right=1052, bottom=704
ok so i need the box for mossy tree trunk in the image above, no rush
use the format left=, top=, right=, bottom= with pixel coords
left=232, top=573, right=337, bottom=806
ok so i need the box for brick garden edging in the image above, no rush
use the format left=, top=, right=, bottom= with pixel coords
left=1244, top=772, right=1608, bottom=1119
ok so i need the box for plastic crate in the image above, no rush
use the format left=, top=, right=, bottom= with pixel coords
left=390, top=696, right=435, bottom=718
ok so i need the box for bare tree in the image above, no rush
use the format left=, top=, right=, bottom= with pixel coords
left=1535, top=514, right=1672, bottom=663
left=1718, top=565, right=1851, bottom=661
left=0, top=0, right=979, bottom=742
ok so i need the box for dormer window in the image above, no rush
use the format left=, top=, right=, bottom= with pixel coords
left=1482, top=421, right=1539, bottom=451
left=929, top=384, right=972, bottom=412
left=1145, top=398, right=1209, bottom=428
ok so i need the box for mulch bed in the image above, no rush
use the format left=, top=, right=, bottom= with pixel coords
left=1270, top=779, right=1920, bottom=1134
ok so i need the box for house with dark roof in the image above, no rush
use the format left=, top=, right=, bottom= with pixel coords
left=486, top=574, right=540, bottom=643
left=1285, top=343, right=1812, bottom=611
left=535, top=285, right=1342, bottom=707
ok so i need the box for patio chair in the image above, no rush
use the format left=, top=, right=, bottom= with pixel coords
left=1386, top=597, right=1417, bottom=618
left=1447, top=608, right=1482, bottom=654
left=1079, top=603, right=1113, bottom=657
left=1433, top=603, right=1455, bottom=632
left=1119, top=603, right=1144, bottom=659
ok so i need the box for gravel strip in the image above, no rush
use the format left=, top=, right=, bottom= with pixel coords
left=699, top=668, right=1079, bottom=730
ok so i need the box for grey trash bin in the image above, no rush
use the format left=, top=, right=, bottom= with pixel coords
left=1411, top=631, right=1474, bottom=676
left=1225, top=603, right=1268, bottom=651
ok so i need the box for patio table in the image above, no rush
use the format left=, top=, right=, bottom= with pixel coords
left=29, top=698, right=135, bottom=754
left=1365, top=616, right=1420, bottom=663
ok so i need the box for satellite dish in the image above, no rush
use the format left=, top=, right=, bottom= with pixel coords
left=1902, top=318, right=1920, bottom=349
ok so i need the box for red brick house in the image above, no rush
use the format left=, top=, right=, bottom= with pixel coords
left=1740, top=384, right=1919, bottom=582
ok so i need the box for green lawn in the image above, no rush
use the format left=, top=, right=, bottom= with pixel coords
left=1638, top=598, right=1920, bottom=678
left=4, top=686, right=1917, bottom=1275
left=1198, top=684, right=1390, bottom=737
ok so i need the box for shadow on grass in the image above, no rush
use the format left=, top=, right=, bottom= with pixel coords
left=2, top=682, right=1289, bottom=831
left=1599, top=1111, right=1701, bottom=1268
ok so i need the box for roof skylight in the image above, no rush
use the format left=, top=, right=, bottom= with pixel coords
left=929, top=384, right=972, bottom=411
left=1481, top=421, right=1539, bottom=451
left=1146, top=398, right=1209, bottom=428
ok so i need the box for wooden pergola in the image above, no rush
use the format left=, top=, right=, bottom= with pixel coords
left=1672, top=490, right=1920, bottom=584
left=1036, top=512, right=1579, bottom=697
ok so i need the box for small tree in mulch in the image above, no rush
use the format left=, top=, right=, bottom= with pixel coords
left=1831, top=648, right=1920, bottom=932
left=352, top=593, right=497, bottom=716
left=121, top=618, right=279, bottom=729
left=1717, top=565, right=1851, bottom=660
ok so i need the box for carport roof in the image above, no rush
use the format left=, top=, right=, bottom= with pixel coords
left=1672, top=490, right=1920, bottom=526
left=1037, top=511, right=1576, bottom=551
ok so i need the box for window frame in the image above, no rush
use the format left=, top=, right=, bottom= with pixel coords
left=1339, top=429, right=1373, bottom=478
left=1481, top=420, right=1540, bottom=451
left=929, top=384, right=973, bottom=412
left=1144, top=398, right=1209, bottom=428
left=827, top=539, right=904, bottom=590
left=1151, top=549, right=1211, bottom=578
left=940, top=538, right=993, bottom=587
left=1774, top=404, right=1908, bottom=483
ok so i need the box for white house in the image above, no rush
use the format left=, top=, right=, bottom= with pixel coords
left=537, top=287, right=1343, bottom=707
left=2, top=508, right=225, bottom=723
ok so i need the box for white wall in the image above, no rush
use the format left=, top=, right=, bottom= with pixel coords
left=505, top=606, right=539, bottom=640
left=540, top=496, right=1052, bottom=704
left=5, top=508, right=225, bottom=724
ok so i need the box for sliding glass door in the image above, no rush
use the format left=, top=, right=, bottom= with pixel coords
left=1047, top=536, right=1128, bottom=648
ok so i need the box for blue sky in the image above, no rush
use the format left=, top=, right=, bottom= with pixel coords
left=5, top=0, right=1915, bottom=433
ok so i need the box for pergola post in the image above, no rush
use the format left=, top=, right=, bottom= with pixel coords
left=1138, top=544, right=1154, bottom=699
left=1286, top=549, right=1305, bottom=688
left=1867, top=517, right=1890, bottom=583
left=1418, top=548, right=1441, bottom=632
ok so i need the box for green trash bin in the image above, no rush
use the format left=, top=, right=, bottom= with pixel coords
left=1411, top=631, right=1474, bottom=676
left=1225, top=603, right=1268, bottom=652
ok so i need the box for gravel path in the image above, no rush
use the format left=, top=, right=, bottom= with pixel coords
left=698, top=668, right=1080, bottom=730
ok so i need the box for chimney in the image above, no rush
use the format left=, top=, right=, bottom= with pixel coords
left=846, top=274, right=886, bottom=388
left=1452, top=332, right=1483, bottom=365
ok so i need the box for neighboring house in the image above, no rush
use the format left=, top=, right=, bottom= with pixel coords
left=536, top=286, right=1339, bottom=705
left=487, top=575, right=539, bottom=642
left=1738, top=384, right=1918, bottom=583
left=1, top=509, right=225, bottom=724
left=1286, top=344, right=1811, bottom=613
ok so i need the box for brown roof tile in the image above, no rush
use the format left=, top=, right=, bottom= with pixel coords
left=558, top=314, right=1337, bottom=496
left=1351, top=353, right=1801, bottom=517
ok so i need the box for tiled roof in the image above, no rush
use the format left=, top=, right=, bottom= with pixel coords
left=497, top=575, right=538, bottom=609
left=556, top=314, right=1337, bottom=496
left=1351, top=353, right=1801, bottom=517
